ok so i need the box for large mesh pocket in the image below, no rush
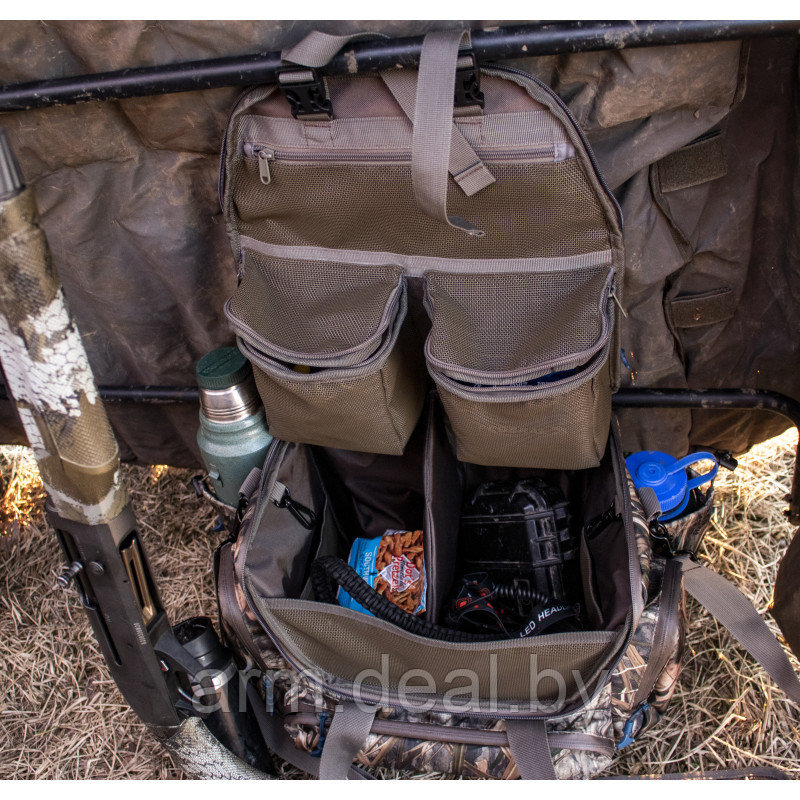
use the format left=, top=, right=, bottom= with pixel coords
left=237, top=291, right=425, bottom=454
left=228, top=250, right=405, bottom=367
left=423, top=257, right=614, bottom=468
left=424, top=258, right=613, bottom=382
left=430, top=349, right=612, bottom=469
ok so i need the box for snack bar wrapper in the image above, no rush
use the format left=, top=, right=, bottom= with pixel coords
left=338, top=529, right=426, bottom=617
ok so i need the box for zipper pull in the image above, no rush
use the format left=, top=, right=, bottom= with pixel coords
left=609, top=285, right=628, bottom=319
left=257, top=148, right=274, bottom=185
left=269, top=480, right=316, bottom=529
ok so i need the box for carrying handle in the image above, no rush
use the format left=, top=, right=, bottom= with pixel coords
left=668, top=451, right=719, bottom=490
left=412, top=29, right=484, bottom=236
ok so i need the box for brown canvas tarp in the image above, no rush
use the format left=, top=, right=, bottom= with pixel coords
left=0, top=22, right=797, bottom=469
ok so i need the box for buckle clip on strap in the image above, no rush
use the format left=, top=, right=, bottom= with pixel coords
left=278, top=69, right=332, bottom=119
left=454, top=51, right=484, bottom=109
left=269, top=480, right=317, bottom=529
left=617, top=701, right=653, bottom=750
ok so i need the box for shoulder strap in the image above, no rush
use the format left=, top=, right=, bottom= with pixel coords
left=677, top=555, right=800, bottom=705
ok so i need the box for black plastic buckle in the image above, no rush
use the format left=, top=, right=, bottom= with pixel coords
left=454, top=52, right=485, bottom=109
left=279, top=69, right=332, bottom=119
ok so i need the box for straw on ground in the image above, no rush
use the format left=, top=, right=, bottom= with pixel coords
left=1, top=431, right=798, bottom=778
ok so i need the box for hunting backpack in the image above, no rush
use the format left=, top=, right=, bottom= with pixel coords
left=214, top=29, right=800, bottom=779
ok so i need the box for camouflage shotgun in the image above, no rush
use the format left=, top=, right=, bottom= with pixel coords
left=0, top=128, right=272, bottom=778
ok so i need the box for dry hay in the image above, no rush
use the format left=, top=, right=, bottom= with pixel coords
left=0, top=430, right=798, bottom=779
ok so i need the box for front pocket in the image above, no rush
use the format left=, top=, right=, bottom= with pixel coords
left=423, top=255, right=615, bottom=468
left=228, top=249, right=406, bottom=368
left=236, top=293, right=425, bottom=455
left=431, top=349, right=612, bottom=469
left=424, top=254, right=614, bottom=382
left=227, top=250, right=426, bottom=454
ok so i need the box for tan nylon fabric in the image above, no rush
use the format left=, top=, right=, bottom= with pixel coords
left=424, top=265, right=613, bottom=375
left=433, top=359, right=612, bottom=468
left=260, top=599, right=618, bottom=706
left=230, top=250, right=404, bottom=361
left=232, top=160, right=609, bottom=259
left=223, top=38, right=623, bottom=466
left=241, top=316, right=425, bottom=455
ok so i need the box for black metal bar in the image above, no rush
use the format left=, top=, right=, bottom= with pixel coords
left=614, top=388, right=800, bottom=524
left=96, top=385, right=200, bottom=404
left=1, top=21, right=797, bottom=112
left=2, top=382, right=798, bottom=520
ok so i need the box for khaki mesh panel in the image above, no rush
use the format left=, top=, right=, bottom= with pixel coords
left=433, top=359, right=611, bottom=469
left=247, top=321, right=425, bottom=454
left=231, top=250, right=404, bottom=358
left=262, top=600, right=617, bottom=705
left=232, top=160, right=609, bottom=259
left=425, top=266, right=612, bottom=375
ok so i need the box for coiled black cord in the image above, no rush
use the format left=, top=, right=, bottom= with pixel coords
left=310, top=556, right=495, bottom=643
left=493, top=582, right=553, bottom=606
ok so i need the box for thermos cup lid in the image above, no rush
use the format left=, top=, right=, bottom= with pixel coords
left=196, top=347, right=252, bottom=391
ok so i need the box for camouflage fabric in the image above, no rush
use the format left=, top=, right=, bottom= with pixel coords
left=663, top=487, right=715, bottom=555
left=611, top=561, right=687, bottom=731
left=232, top=591, right=685, bottom=778
left=627, top=470, right=652, bottom=604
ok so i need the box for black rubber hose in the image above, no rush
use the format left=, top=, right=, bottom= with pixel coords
left=310, top=556, right=496, bottom=643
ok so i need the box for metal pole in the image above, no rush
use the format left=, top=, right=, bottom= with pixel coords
left=0, top=20, right=797, bottom=112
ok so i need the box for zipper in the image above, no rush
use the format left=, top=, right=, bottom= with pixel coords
left=244, top=141, right=573, bottom=184
left=484, top=64, right=623, bottom=227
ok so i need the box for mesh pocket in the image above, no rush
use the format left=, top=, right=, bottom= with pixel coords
left=431, top=350, right=612, bottom=469
left=232, top=159, right=610, bottom=259
left=424, top=257, right=613, bottom=381
left=228, top=250, right=404, bottom=366
left=238, top=295, right=425, bottom=455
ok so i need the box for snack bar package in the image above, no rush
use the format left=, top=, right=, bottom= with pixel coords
left=338, top=529, right=426, bottom=616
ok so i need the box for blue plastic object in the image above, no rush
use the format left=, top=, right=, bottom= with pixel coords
left=626, top=450, right=718, bottom=521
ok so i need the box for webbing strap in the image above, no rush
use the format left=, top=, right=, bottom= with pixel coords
left=281, top=30, right=383, bottom=68
left=632, top=557, right=683, bottom=708
left=678, top=555, right=800, bottom=705
left=380, top=68, right=495, bottom=197
left=412, top=29, right=484, bottom=236
left=319, top=702, right=379, bottom=780
left=245, top=682, right=374, bottom=779
left=504, top=719, right=558, bottom=780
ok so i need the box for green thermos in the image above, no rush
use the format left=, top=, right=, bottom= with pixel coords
left=196, top=347, right=273, bottom=506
